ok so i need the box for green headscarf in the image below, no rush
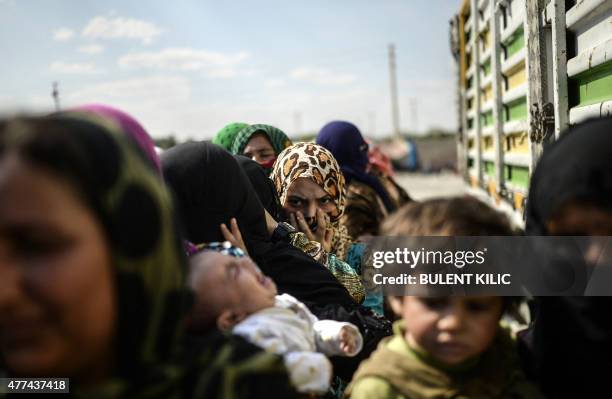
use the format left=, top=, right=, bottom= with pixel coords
left=0, top=113, right=297, bottom=399
left=212, top=122, right=250, bottom=151
left=230, top=124, right=292, bottom=156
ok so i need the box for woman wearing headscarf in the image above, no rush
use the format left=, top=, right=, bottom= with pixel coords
left=161, top=142, right=392, bottom=380
left=73, top=104, right=162, bottom=175
left=0, top=114, right=297, bottom=398
left=230, top=124, right=293, bottom=172
left=212, top=122, right=250, bottom=151
left=520, top=117, right=612, bottom=398
left=271, top=143, right=383, bottom=313
left=237, top=154, right=365, bottom=304
left=161, top=141, right=357, bottom=309
left=366, top=139, right=412, bottom=209
left=316, top=121, right=397, bottom=239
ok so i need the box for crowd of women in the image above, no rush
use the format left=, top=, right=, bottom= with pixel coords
left=0, top=103, right=610, bottom=398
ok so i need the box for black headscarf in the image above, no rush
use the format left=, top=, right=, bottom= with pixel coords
left=525, top=117, right=612, bottom=235
left=521, top=117, right=612, bottom=398
left=235, top=155, right=283, bottom=221
left=161, top=141, right=356, bottom=309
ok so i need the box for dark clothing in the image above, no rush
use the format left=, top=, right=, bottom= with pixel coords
left=161, top=142, right=392, bottom=380
left=161, top=141, right=357, bottom=309
left=235, top=155, right=283, bottom=221
left=316, top=121, right=396, bottom=213
left=521, top=117, right=612, bottom=398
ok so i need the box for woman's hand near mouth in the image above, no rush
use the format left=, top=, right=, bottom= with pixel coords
left=290, top=209, right=333, bottom=253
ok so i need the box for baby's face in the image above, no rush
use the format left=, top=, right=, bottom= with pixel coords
left=190, top=251, right=277, bottom=319
left=394, top=296, right=503, bottom=366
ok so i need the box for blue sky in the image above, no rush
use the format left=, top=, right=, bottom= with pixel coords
left=0, top=0, right=459, bottom=140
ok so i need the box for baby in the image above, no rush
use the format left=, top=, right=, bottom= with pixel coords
left=186, top=242, right=363, bottom=395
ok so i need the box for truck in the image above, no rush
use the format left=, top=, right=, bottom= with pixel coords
left=450, top=0, right=612, bottom=223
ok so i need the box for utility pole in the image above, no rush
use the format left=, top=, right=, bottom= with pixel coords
left=410, top=98, right=418, bottom=134
left=52, top=82, right=60, bottom=111
left=388, top=44, right=401, bottom=138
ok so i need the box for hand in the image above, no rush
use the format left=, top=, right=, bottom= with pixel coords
left=290, top=209, right=333, bottom=253
left=220, top=218, right=249, bottom=257
left=339, top=326, right=357, bottom=355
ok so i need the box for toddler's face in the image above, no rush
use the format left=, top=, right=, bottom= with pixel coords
left=393, top=296, right=503, bottom=366
left=190, top=251, right=277, bottom=324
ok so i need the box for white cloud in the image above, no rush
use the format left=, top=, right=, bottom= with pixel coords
left=50, top=61, right=102, bottom=75
left=82, top=16, right=162, bottom=44
left=265, top=78, right=286, bottom=88
left=67, top=75, right=191, bottom=105
left=290, top=67, right=357, bottom=85
left=53, top=28, right=75, bottom=41
left=78, top=44, right=105, bottom=55
left=119, top=48, right=249, bottom=71
left=118, top=48, right=250, bottom=76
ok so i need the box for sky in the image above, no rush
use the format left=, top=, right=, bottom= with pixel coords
left=0, top=0, right=460, bottom=140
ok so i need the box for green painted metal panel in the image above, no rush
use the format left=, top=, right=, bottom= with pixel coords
left=504, top=165, right=529, bottom=188
left=484, top=160, right=495, bottom=176
left=482, top=59, right=491, bottom=76
left=504, top=97, right=527, bottom=121
left=569, top=60, right=612, bottom=107
left=480, top=110, right=494, bottom=127
left=505, top=28, right=524, bottom=59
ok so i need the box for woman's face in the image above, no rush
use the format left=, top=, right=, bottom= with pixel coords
left=0, top=154, right=116, bottom=384
left=283, top=177, right=337, bottom=230
left=243, top=133, right=275, bottom=165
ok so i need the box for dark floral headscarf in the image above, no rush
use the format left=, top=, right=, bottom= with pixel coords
left=0, top=114, right=296, bottom=399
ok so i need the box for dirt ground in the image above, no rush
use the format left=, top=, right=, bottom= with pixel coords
left=394, top=171, right=467, bottom=200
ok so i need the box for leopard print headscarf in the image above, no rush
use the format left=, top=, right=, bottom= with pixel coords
left=271, top=142, right=353, bottom=259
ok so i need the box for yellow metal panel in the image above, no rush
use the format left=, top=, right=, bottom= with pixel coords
left=481, top=25, right=491, bottom=51
left=504, top=132, right=529, bottom=153
left=488, top=180, right=500, bottom=204
left=514, top=191, right=525, bottom=212
left=482, top=136, right=494, bottom=151
left=459, top=0, right=470, bottom=89
left=481, top=84, right=493, bottom=104
left=506, top=63, right=526, bottom=90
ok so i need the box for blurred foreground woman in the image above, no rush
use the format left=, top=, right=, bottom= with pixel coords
left=0, top=114, right=296, bottom=398
left=521, top=117, right=612, bottom=398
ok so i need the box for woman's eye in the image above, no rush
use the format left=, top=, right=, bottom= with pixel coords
left=288, top=199, right=302, bottom=207
left=319, top=198, right=331, bottom=205
left=16, top=236, right=71, bottom=257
